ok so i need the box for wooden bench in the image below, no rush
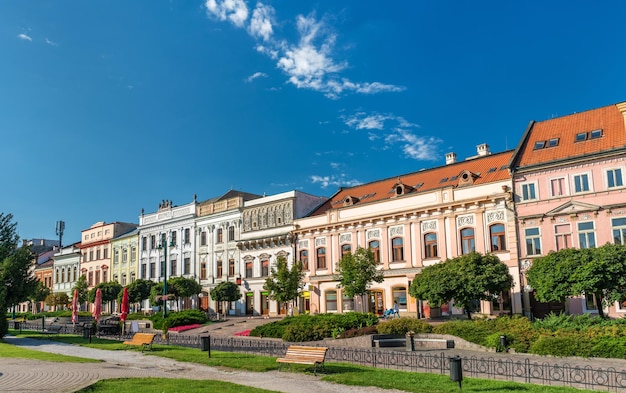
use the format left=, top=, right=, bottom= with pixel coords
left=40, top=324, right=63, bottom=337
left=123, top=332, right=156, bottom=352
left=276, top=345, right=328, bottom=375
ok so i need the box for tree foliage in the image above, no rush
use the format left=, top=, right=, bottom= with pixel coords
left=263, top=255, right=304, bottom=314
left=210, top=281, right=242, bottom=317
left=125, top=278, right=156, bottom=309
left=72, top=275, right=90, bottom=305
left=410, top=252, right=513, bottom=318
left=45, top=292, right=70, bottom=309
left=336, top=247, right=384, bottom=298
left=527, top=244, right=626, bottom=318
left=29, top=281, right=51, bottom=313
left=88, top=281, right=123, bottom=313
left=168, top=276, right=203, bottom=299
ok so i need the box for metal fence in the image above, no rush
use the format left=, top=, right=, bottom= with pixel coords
left=11, top=321, right=626, bottom=392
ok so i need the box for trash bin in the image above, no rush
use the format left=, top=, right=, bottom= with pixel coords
left=449, top=355, right=462, bottom=389
left=500, top=335, right=507, bottom=352
left=200, top=335, right=210, bottom=351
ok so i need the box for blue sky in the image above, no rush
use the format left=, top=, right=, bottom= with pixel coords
left=2, top=1, right=626, bottom=243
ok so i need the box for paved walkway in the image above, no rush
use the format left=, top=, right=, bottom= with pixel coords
left=0, top=334, right=404, bottom=393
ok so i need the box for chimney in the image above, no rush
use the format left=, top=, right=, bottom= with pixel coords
left=445, top=152, right=457, bottom=165
left=477, top=143, right=490, bottom=157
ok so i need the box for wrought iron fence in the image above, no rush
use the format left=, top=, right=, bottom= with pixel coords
left=194, top=336, right=626, bottom=392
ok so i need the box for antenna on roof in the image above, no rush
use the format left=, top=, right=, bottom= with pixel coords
left=55, top=220, right=65, bottom=249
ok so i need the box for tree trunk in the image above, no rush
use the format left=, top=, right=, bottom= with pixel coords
left=595, top=292, right=605, bottom=318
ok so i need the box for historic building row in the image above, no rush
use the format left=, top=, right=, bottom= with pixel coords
left=35, top=100, right=626, bottom=319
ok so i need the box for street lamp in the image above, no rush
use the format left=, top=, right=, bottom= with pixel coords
left=158, top=237, right=175, bottom=318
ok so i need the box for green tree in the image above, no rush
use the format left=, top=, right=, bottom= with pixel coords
left=88, top=281, right=123, bottom=313
left=527, top=244, right=626, bottom=318
left=72, top=275, right=89, bottom=308
left=410, top=252, right=513, bottom=319
left=168, top=276, right=203, bottom=310
left=125, top=278, right=156, bottom=311
left=263, top=255, right=304, bottom=315
left=336, top=247, right=384, bottom=312
left=210, top=281, right=242, bottom=318
left=0, top=213, right=38, bottom=337
left=28, top=281, right=51, bottom=314
left=44, top=292, right=70, bottom=310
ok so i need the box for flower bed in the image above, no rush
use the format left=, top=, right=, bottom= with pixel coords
left=167, top=324, right=202, bottom=332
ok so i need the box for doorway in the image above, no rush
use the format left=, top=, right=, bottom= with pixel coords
left=368, top=290, right=385, bottom=315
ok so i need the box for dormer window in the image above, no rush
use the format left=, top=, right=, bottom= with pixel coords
left=343, top=195, right=359, bottom=206
left=458, top=170, right=478, bottom=187
left=393, top=178, right=414, bottom=196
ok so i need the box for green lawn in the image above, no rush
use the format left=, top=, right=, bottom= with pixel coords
left=4, top=331, right=597, bottom=393
left=77, top=378, right=280, bottom=393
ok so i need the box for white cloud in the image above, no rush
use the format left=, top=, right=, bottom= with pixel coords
left=203, top=3, right=404, bottom=98
left=245, top=71, right=267, bottom=82
left=18, top=33, right=32, bottom=42
left=45, top=37, right=57, bottom=46
left=248, top=2, right=274, bottom=41
left=205, top=0, right=249, bottom=27
left=310, top=174, right=361, bottom=189
left=343, top=112, right=440, bottom=161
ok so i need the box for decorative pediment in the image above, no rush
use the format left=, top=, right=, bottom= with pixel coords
left=545, top=201, right=600, bottom=217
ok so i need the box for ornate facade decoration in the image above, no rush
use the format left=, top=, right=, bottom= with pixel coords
left=456, top=214, right=475, bottom=227
left=339, top=233, right=352, bottom=244
left=366, top=229, right=381, bottom=240
left=421, top=220, right=437, bottom=232
left=243, top=200, right=294, bottom=232
left=486, top=210, right=505, bottom=224
left=389, top=225, right=404, bottom=237
left=298, top=239, right=309, bottom=249
left=315, top=237, right=326, bottom=247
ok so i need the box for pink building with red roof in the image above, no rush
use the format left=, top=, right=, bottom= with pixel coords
left=510, top=102, right=626, bottom=318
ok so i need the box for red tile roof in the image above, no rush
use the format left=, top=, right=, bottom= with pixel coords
left=513, top=103, right=626, bottom=168
left=309, top=150, right=513, bottom=216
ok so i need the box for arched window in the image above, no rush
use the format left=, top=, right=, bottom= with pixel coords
left=489, top=224, right=506, bottom=251
left=391, top=237, right=404, bottom=261
left=217, top=228, right=223, bottom=243
left=368, top=240, right=380, bottom=263
left=299, top=250, right=309, bottom=270
left=424, top=233, right=438, bottom=258
left=326, top=290, right=337, bottom=311
left=316, top=247, right=326, bottom=269
left=460, top=228, right=475, bottom=254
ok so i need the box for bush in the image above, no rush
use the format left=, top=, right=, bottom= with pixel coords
left=529, top=334, right=595, bottom=357
left=376, top=318, right=433, bottom=335
left=162, top=310, right=208, bottom=330
left=337, top=325, right=378, bottom=339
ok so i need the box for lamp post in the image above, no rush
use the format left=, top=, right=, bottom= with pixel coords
left=158, top=237, right=174, bottom=318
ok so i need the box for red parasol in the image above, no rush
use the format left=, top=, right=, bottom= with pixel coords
left=120, top=287, right=129, bottom=322
left=92, top=288, right=102, bottom=324
left=71, top=289, right=79, bottom=325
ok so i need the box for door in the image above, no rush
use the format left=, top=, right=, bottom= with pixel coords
left=245, top=292, right=254, bottom=315
left=369, top=290, right=385, bottom=315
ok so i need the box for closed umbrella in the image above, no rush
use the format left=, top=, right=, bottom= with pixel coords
left=92, top=288, right=102, bottom=324
left=120, top=287, right=129, bottom=334
left=71, top=289, right=79, bottom=326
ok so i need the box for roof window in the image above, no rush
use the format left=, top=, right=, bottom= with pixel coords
left=590, top=129, right=603, bottom=139
left=547, top=138, right=559, bottom=147
left=487, top=167, right=497, bottom=173
left=534, top=141, right=546, bottom=150
left=575, top=132, right=587, bottom=142
left=440, top=177, right=448, bottom=183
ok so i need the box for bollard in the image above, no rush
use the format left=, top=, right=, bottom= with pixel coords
left=449, top=355, right=462, bottom=389
left=405, top=331, right=415, bottom=352
left=500, top=335, right=508, bottom=352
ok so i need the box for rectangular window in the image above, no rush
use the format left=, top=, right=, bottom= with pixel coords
left=122, top=249, right=128, bottom=263
left=392, top=238, right=404, bottom=261
left=369, top=240, right=381, bottom=263
left=114, top=250, right=119, bottom=263
left=460, top=228, right=475, bottom=255
left=316, top=248, right=326, bottom=269
left=103, top=248, right=108, bottom=259
left=573, top=174, right=590, bottom=193
left=341, top=244, right=351, bottom=257
left=131, top=247, right=136, bottom=263
left=141, top=264, right=147, bottom=279
left=299, top=250, right=309, bottom=270
left=489, top=224, right=505, bottom=252
left=424, top=233, right=438, bottom=258
left=585, top=294, right=598, bottom=311
left=612, top=218, right=626, bottom=245
left=547, top=138, right=559, bottom=147
left=550, top=178, right=565, bottom=197
left=228, top=258, right=235, bottom=276
left=89, top=251, right=94, bottom=261
left=184, top=228, right=190, bottom=244
left=150, top=262, right=156, bottom=278
left=200, top=231, right=207, bottom=246
left=150, top=235, right=156, bottom=249
left=170, top=259, right=177, bottom=276
left=325, top=291, right=337, bottom=312
left=575, top=132, right=587, bottom=142
left=555, top=224, right=572, bottom=251
left=607, top=168, right=623, bottom=188
left=521, top=183, right=537, bottom=201
left=228, top=226, right=235, bottom=242
left=171, top=231, right=177, bottom=246
left=142, top=237, right=147, bottom=251
left=261, top=260, right=269, bottom=277
left=184, top=257, right=190, bottom=275
left=245, top=261, right=253, bottom=277
left=578, top=221, right=596, bottom=249
left=525, top=228, right=542, bottom=256
left=96, top=249, right=101, bottom=260
left=200, top=263, right=206, bottom=280
left=217, top=260, right=223, bottom=277
left=590, top=129, right=603, bottom=139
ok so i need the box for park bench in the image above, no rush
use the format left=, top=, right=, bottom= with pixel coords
left=123, top=332, right=157, bottom=352
left=371, top=334, right=405, bottom=348
left=40, top=324, right=63, bottom=337
left=276, top=345, right=328, bottom=375
left=413, top=338, right=455, bottom=349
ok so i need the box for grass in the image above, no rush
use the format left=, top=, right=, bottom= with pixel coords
left=77, top=378, right=280, bottom=393
left=5, top=330, right=597, bottom=393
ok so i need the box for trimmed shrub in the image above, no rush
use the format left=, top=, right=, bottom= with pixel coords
left=376, top=317, right=433, bottom=335
left=163, top=309, right=208, bottom=330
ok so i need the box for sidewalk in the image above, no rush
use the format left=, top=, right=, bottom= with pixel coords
left=0, top=335, right=403, bottom=393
